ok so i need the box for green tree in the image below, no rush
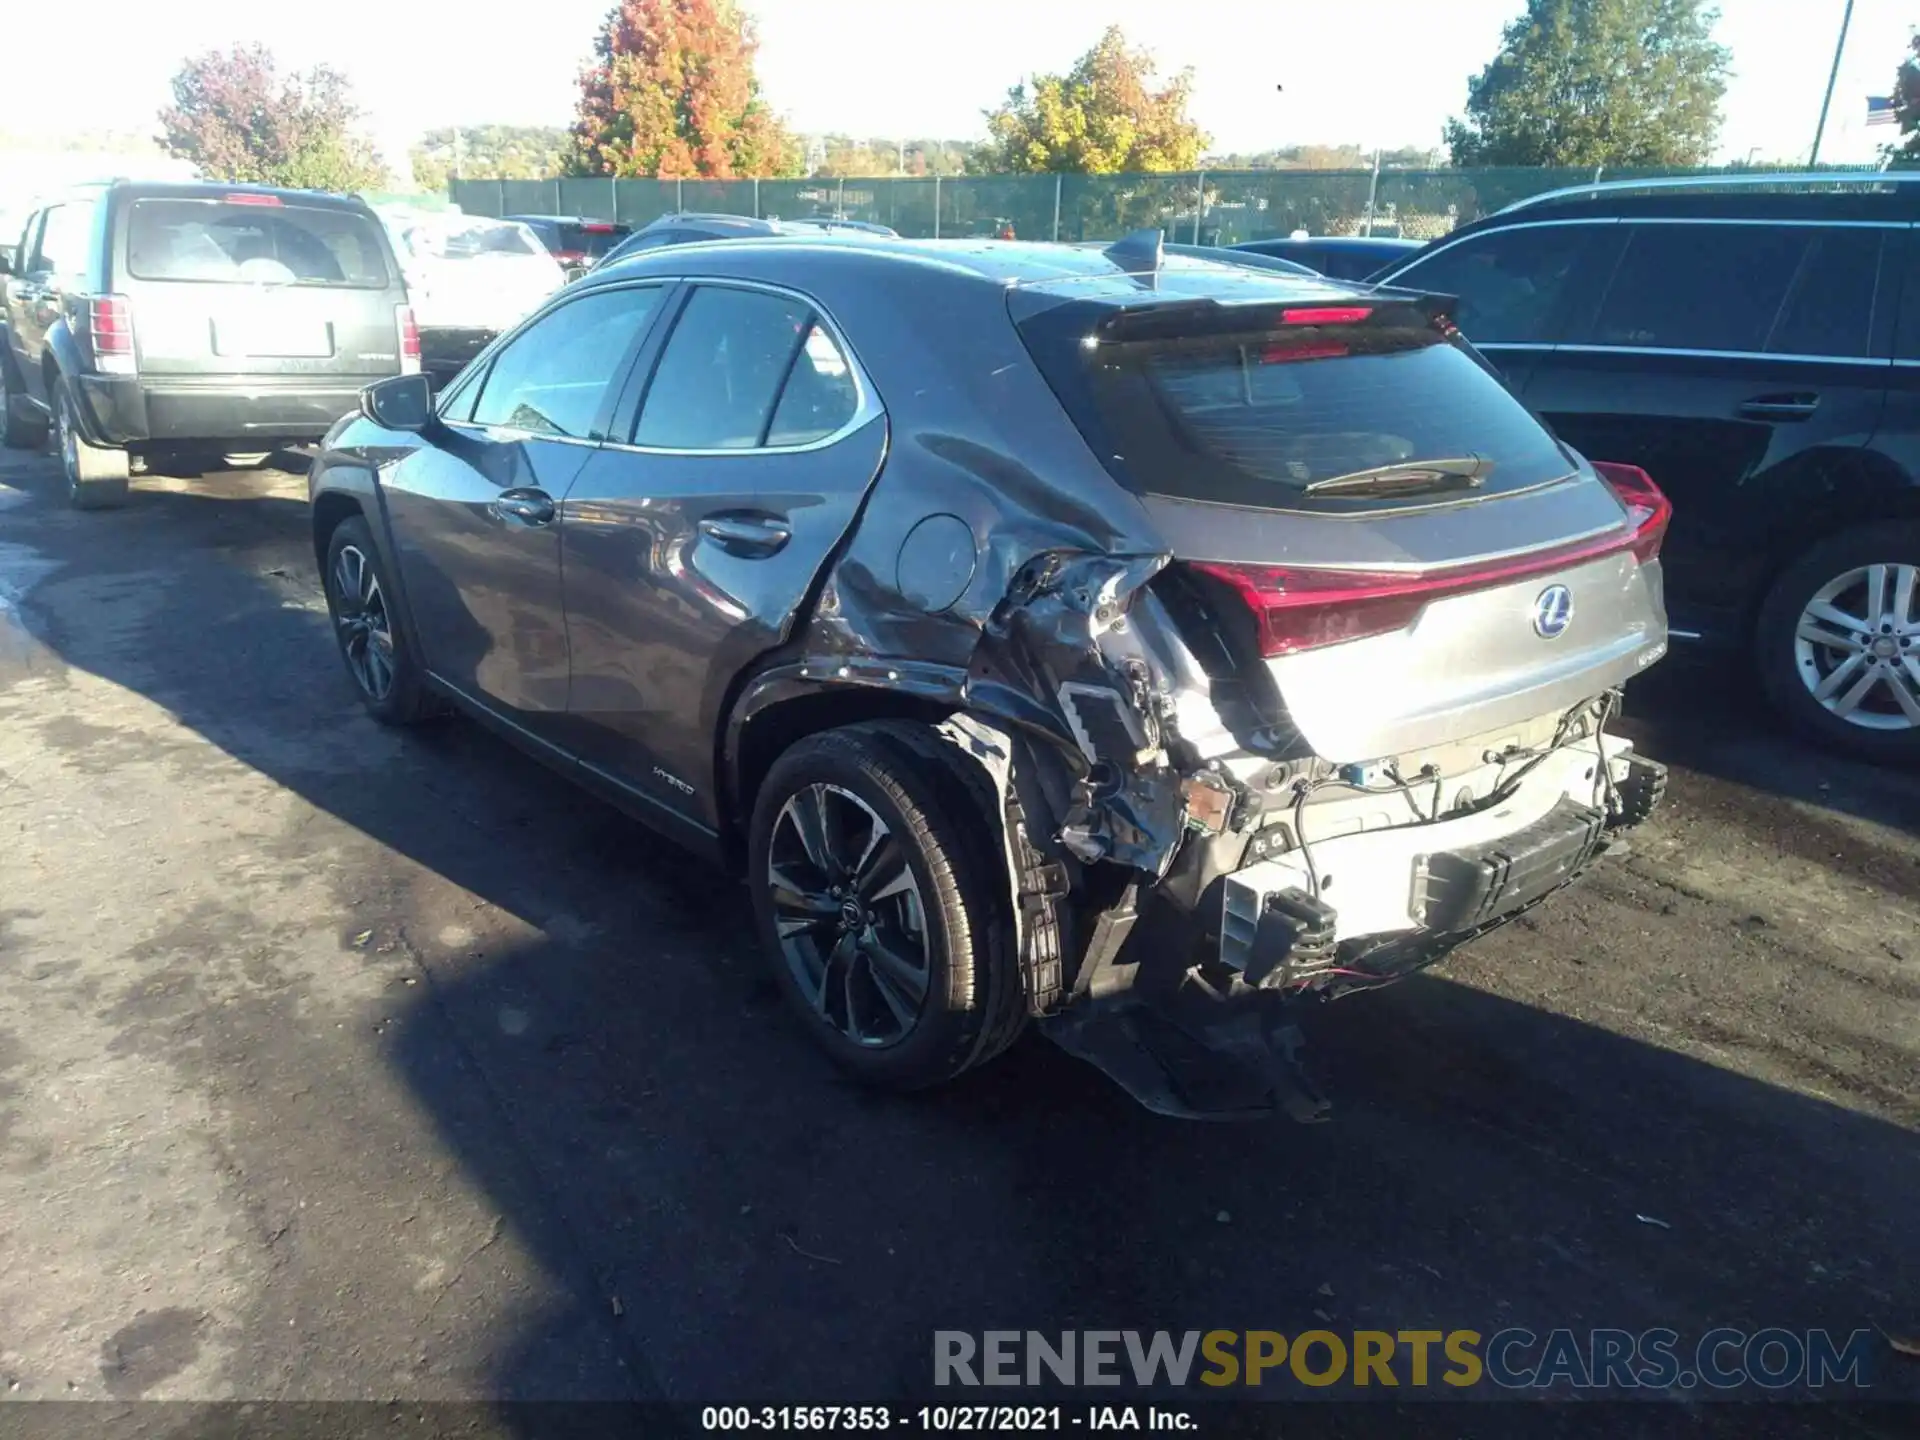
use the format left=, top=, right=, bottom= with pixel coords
left=569, top=0, right=801, bottom=178
left=974, top=26, right=1209, bottom=174
left=410, top=126, right=571, bottom=191
left=1888, top=35, right=1920, bottom=165
left=158, top=45, right=389, bottom=191
left=1445, top=0, right=1729, bottom=167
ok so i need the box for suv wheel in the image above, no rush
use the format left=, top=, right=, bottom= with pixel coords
left=0, top=353, right=49, bottom=450
left=1756, top=522, right=1920, bottom=764
left=747, top=722, right=1025, bottom=1088
left=54, top=384, right=129, bottom=509
left=322, top=516, right=435, bottom=724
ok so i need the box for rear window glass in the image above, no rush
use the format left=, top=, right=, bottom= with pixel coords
left=1018, top=301, right=1573, bottom=510
left=559, top=223, right=629, bottom=258
left=127, top=199, right=390, bottom=288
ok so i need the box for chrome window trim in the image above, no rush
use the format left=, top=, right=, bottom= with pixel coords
left=1553, top=343, right=1890, bottom=366
left=1610, top=216, right=1907, bottom=229
left=607, top=273, right=882, bottom=458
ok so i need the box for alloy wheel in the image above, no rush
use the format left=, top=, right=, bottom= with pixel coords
left=766, top=782, right=930, bottom=1047
left=330, top=544, right=397, bottom=701
left=1793, top=562, right=1920, bottom=730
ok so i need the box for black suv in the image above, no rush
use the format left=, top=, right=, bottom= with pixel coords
left=1375, top=173, right=1920, bottom=762
left=0, top=181, right=415, bottom=508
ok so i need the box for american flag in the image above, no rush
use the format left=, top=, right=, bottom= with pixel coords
left=1868, top=95, right=1899, bottom=127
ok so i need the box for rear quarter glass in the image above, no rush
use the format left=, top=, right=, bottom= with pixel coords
left=125, top=199, right=392, bottom=288
left=1016, top=297, right=1574, bottom=514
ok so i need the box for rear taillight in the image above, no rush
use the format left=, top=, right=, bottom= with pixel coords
left=1590, top=461, right=1671, bottom=564
left=582, top=223, right=615, bottom=234
left=552, top=250, right=587, bottom=266
left=1194, top=477, right=1670, bottom=659
left=396, top=304, right=421, bottom=374
left=1280, top=305, right=1373, bottom=326
left=87, top=295, right=135, bottom=375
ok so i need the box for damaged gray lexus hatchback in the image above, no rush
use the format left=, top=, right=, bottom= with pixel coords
left=309, top=231, right=1671, bottom=1117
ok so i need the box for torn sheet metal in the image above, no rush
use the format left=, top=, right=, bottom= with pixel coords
left=966, top=550, right=1196, bottom=878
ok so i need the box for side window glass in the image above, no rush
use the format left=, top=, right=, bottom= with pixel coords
left=469, top=285, right=662, bottom=438
left=1591, top=224, right=1809, bottom=354
left=634, top=286, right=815, bottom=449
left=35, top=203, right=93, bottom=277
left=1768, top=229, right=1882, bottom=359
left=12, top=212, right=42, bottom=271
left=1392, top=224, right=1598, bottom=344
left=766, top=323, right=859, bottom=445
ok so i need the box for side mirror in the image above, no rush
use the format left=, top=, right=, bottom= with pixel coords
left=360, top=372, right=435, bottom=432
left=0, top=247, right=13, bottom=277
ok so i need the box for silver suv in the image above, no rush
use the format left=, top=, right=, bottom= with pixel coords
left=1, top=180, right=415, bottom=507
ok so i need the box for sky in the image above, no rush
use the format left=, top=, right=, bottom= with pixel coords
left=2, top=0, right=1912, bottom=179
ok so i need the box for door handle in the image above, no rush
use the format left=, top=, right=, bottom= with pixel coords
left=488, top=487, right=555, bottom=527
left=698, top=512, right=791, bottom=557
left=1739, top=393, right=1820, bottom=421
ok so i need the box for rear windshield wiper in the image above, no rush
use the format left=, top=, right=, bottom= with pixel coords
left=1301, top=455, right=1492, bottom=498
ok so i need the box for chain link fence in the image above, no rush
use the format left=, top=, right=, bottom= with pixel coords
left=452, top=165, right=1870, bottom=245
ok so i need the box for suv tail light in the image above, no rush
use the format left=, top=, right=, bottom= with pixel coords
left=1590, top=461, right=1671, bottom=564
left=1193, top=463, right=1673, bottom=657
left=86, top=295, right=136, bottom=375
left=396, top=304, right=421, bottom=375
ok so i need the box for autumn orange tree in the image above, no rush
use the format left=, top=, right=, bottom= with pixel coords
left=568, top=0, right=800, bottom=178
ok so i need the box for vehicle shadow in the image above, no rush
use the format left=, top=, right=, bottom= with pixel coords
left=2, top=463, right=1915, bottom=1423
left=1617, top=652, right=1920, bottom=840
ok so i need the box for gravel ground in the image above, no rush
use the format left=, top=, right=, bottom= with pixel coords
left=0, top=450, right=1914, bottom=1426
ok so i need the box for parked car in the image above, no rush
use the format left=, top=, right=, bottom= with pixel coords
left=1374, top=172, right=1920, bottom=763
left=381, top=210, right=565, bottom=388
left=505, top=215, right=632, bottom=280
left=595, top=212, right=898, bottom=267
left=1, top=180, right=414, bottom=507
left=307, top=230, right=1668, bottom=1114
left=1234, top=234, right=1423, bottom=281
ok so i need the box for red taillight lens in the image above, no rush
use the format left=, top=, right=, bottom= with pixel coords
left=552, top=249, right=587, bottom=265
left=396, top=304, right=421, bottom=374
left=582, top=223, right=615, bottom=234
left=1590, top=461, right=1671, bottom=564
left=1280, top=305, right=1374, bottom=326
left=87, top=295, right=135, bottom=374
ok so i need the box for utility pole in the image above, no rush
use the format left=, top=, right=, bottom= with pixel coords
left=1811, top=0, right=1857, bottom=166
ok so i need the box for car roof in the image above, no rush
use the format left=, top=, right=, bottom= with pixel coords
left=87, top=180, right=375, bottom=212
left=589, top=234, right=1368, bottom=312
left=1244, top=235, right=1421, bottom=250
left=1453, top=179, right=1920, bottom=238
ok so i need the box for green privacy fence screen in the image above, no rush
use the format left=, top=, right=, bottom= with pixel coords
left=451, top=166, right=1867, bottom=245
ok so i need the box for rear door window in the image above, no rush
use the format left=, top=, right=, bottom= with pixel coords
left=127, top=199, right=391, bottom=288
left=1386, top=223, right=1602, bottom=344
left=468, top=285, right=664, bottom=438
left=1017, top=296, right=1573, bottom=511
left=1766, top=228, right=1883, bottom=359
left=634, top=286, right=852, bottom=449
left=1587, top=223, right=1810, bottom=354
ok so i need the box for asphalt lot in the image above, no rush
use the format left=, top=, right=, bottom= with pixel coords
left=0, top=447, right=1916, bottom=1427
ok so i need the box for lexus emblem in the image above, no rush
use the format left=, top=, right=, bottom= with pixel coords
left=1533, top=584, right=1574, bottom=639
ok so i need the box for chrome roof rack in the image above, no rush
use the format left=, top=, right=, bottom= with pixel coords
left=1500, top=168, right=1908, bottom=214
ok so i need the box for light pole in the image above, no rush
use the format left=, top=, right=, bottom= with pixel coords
left=1811, top=0, right=1857, bottom=166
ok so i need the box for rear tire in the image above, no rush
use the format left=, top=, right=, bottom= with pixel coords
left=54, top=383, right=129, bottom=510
left=0, top=350, right=48, bottom=450
left=1755, top=522, right=1920, bottom=765
left=747, top=721, right=1025, bottom=1089
left=322, top=516, right=436, bottom=725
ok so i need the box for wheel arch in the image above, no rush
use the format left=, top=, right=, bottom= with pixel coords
left=721, top=672, right=971, bottom=869
left=1746, top=486, right=1920, bottom=644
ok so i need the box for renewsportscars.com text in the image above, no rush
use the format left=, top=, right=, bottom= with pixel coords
left=934, top=1328, right=1876, bottom=1391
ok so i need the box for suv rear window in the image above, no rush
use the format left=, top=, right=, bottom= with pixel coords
left=127, top=199, right=391, bottom=288
left=557, top=223, right=629, bottom=259
left=1017, top=297, right=1574, bottom=511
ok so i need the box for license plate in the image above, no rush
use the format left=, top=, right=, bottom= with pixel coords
left=213, top=316, right=332, bottom=358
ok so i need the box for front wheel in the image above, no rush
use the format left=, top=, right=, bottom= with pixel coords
left=322, top=516, right=436, bottom=725
left=54, top=383, right=129, bottom=510
left=747, top=722, right=1025, bottom=1089
left=1756, top=522, right=1920, bottom=765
